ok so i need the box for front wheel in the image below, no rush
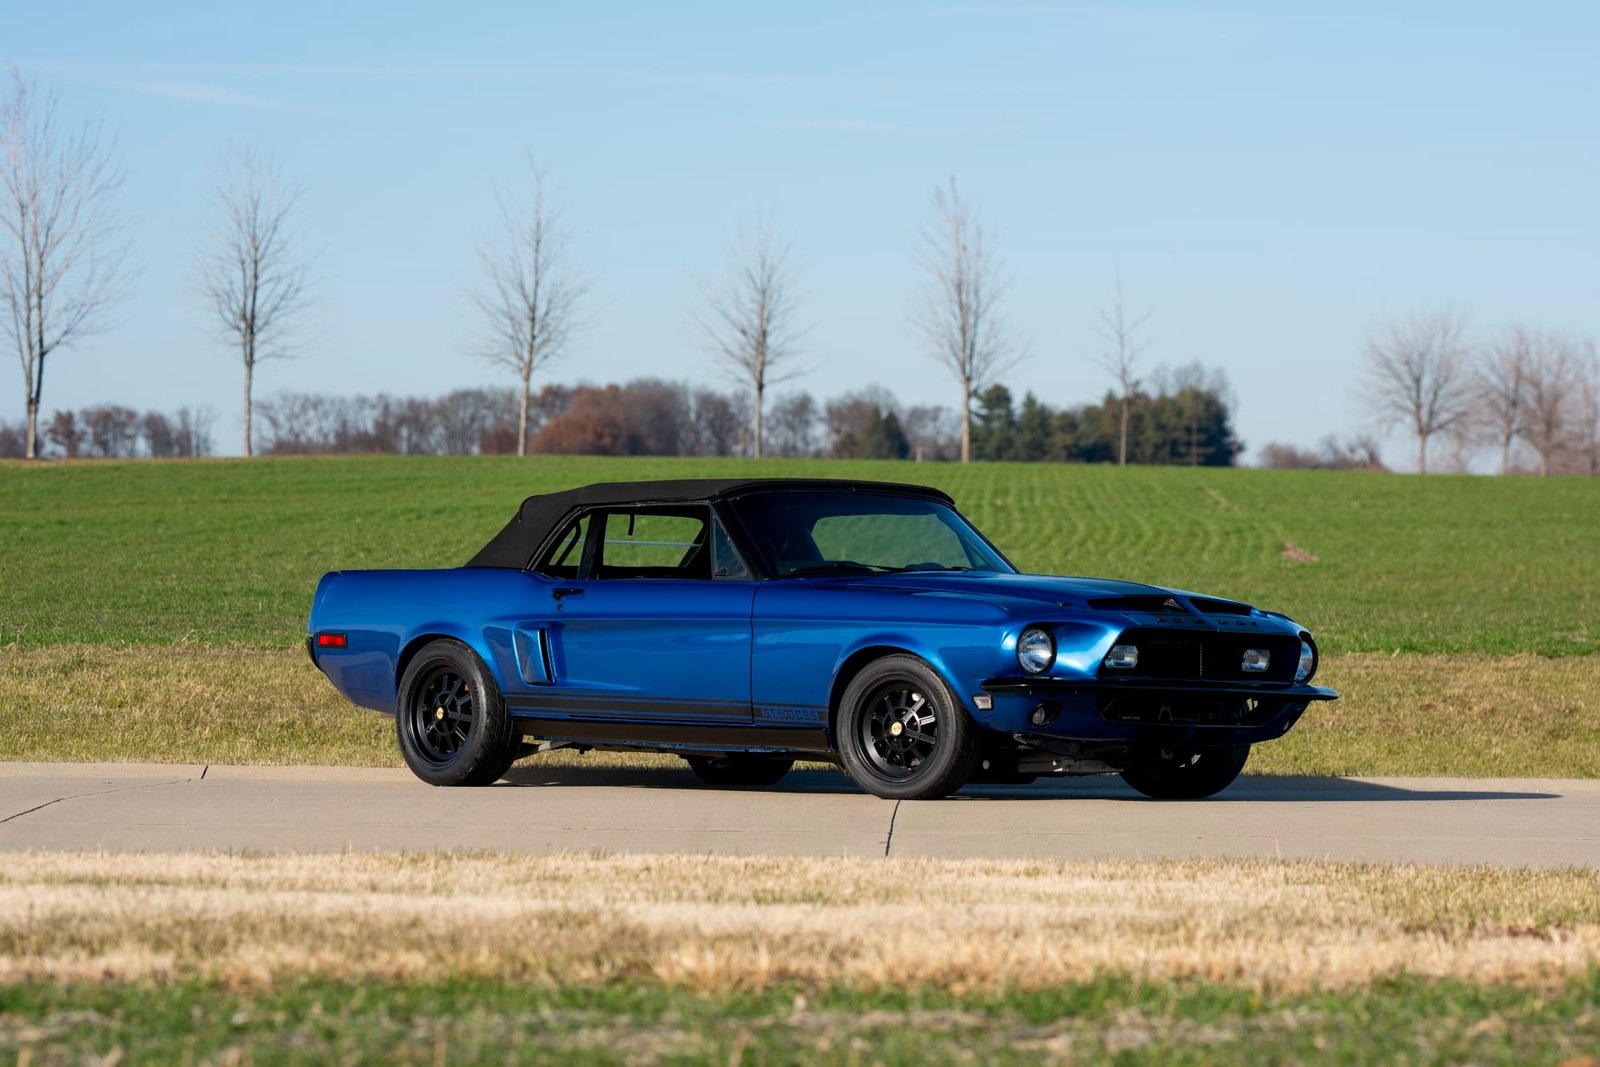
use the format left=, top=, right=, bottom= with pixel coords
left=685, top=754, right=794, bottom=787
left=1119, top=743, right=1251, bottom=799
left=396, top=639, right=519, bottom=786
left=835, top=655, right=981, bottom=800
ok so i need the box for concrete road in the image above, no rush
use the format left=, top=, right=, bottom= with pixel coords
left=1, top=761, right=1595, bottom=866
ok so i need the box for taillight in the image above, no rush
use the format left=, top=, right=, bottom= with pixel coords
left=315, top=632, right=348, bottom=649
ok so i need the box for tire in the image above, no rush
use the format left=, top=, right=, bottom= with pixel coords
left=835, top=655, right=981, bottom=800
left=684, top=754, right=795, bottom=787
left=483, top=738, right=524, bottom=784
left=396, top=639, right=519, bottom=786
left=1119, top=743, right=1251, bottom=800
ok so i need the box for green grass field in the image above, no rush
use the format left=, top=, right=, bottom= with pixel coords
left=3, top=454, right=1597, bottom=655
left=5, top=975, right=1596, bottom=1065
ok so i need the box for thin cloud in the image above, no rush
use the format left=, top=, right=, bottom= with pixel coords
left=748, top=117, right=908, bottom=132
left=113, top=81, right=345, bottom=117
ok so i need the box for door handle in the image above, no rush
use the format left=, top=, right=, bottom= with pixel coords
left=552, top=587, right=584, bottom=600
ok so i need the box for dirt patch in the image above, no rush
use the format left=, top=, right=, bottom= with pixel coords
left=1281, top=540, right=1320, bottom=564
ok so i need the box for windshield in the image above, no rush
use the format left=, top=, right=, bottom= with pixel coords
left=726, top=491, right=1014, bottom=577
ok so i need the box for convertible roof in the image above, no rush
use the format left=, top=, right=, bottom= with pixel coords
left=465, top=478, right=952, bottom=569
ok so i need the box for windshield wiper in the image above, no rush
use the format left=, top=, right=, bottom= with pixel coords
left=785, top=561, right=903, bottom=577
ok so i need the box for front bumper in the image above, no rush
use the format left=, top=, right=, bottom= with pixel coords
left=976, top=676, right=1338, bottom=746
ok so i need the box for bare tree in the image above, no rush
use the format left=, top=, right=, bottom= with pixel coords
left=1473, top=323, right=1531, bottom=475
left=1518, top=330, right=1581, bottom=476
left=693, top=210, right=803, bottom=459
left=471, top=160, right=587, bottom=456
left=0, top=72, right=130, bottom=459
left=1091, top=272, right=1153, bottom=466
left=915, top=177, right=1016, bottom=463
left=197, top=146, right=313, bottom=457
left=1359, top=309, right=1473, bottom=474
left=1575, top=340, right=1600, bottom=477
left=765, top=390, right=819, bottom=457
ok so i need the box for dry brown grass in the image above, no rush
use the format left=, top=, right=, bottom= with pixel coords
left=3, top=644, right=1598, bottom=778
left=3, top=851, right=1598, bottom=993
left=1252, top=652, right=1600, bottom=777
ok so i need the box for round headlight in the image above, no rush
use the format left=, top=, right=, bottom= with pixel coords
left=1294, top=638, right=1317, bottom=684
left=1018, top=627, right=1055, bottom=674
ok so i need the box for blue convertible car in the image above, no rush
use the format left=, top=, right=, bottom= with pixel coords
left=308, top=478, right=1336, bottom=799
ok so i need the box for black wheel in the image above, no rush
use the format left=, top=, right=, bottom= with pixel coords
left=684, top=754, right=795, bottom=787
left=396, top=639, right=518, bottom=786
left=1119, top=743, right=1251, bottom=799
left=835, top=655, right=981, bottom=800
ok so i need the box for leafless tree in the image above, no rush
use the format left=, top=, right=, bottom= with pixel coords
left=1359, top=309, right=1473, bottom=474
left=1575, top=340, right=1600, bottom=477
left=471, top=160, right=587, bottom=456
left=694, top=210, right=803, bottom=459
left=0, top=72, right=130, bottom=459
left=197, top=145, right=314, bottom=457
left=1517, top=330, right=1581, bottom=476
left=765, top=390, right=819, bottom=457
left=915, top=177, right=1016, bottom=463
left=1472, top=323, right=1532, bottom=475
left=174, top=406, right=215, bottom=458
left=1091, top=272, right=1153, bottom=467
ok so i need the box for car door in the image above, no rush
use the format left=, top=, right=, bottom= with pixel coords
left=529, top=505, right=756, bottom=725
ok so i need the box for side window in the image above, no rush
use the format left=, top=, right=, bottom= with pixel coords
left=596, top=508, right=711, bottom=580
left=534, top=513, right=590, bottom=579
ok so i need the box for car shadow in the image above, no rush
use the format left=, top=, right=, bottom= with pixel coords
left=952, top=775, right=1561, bottom=803
left=501, top=763, right=1560, bottom=802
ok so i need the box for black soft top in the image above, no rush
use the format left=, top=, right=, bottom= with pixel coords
left=465, top=478, right=953, bottom=569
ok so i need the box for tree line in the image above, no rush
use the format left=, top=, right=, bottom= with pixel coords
left=0, top=368, right=1239, bottom=464
left=0, top=404, right=213, bottom=459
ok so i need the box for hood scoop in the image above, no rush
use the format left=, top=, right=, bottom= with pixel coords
left=1089, top=595, right=1192, bottom=615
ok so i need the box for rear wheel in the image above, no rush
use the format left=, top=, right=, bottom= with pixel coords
left=396, top=640, right=518, bottom=786
left=1119, top=743, right=1250, bottom=799
left=684, top=754, right=794, bottom=787
left=835, top=655, right=981, bottom=800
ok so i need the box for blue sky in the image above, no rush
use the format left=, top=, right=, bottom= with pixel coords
left=8, top=1, right=1598, bottom=463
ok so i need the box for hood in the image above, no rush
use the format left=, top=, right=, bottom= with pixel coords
left=834, top=571, right=1240, bottom=611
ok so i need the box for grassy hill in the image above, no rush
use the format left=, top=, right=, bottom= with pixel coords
left=2, top=454, right=1596, bottom=655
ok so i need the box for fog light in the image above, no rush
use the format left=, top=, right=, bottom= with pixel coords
left=1241, top=648, right=1271, bottom=673
left=1028, top=702, right=1060, bottom=726
left=1104, top=644, right=1139, bottom=670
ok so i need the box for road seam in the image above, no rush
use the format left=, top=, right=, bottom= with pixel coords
left=0, top=777, right=194, bottom=826
left=883, top=799, right=902, bottom=857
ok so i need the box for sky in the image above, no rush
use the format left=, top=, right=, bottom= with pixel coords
left=6, top=0, right=1598, bottom=464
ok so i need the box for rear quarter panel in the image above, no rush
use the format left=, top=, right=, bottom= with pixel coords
left=308, top=568, right=545, bottom=712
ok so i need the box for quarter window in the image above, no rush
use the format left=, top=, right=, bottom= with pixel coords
left=535, top=513, right=590, bottom=579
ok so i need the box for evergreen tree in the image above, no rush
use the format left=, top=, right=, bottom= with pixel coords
left=971, top=384, right=1016, bottom=461
left=1013, top=391, right=1051, bottom=461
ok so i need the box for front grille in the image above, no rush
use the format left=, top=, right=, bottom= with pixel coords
left=1104, top=627, right=1299, bottom=683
